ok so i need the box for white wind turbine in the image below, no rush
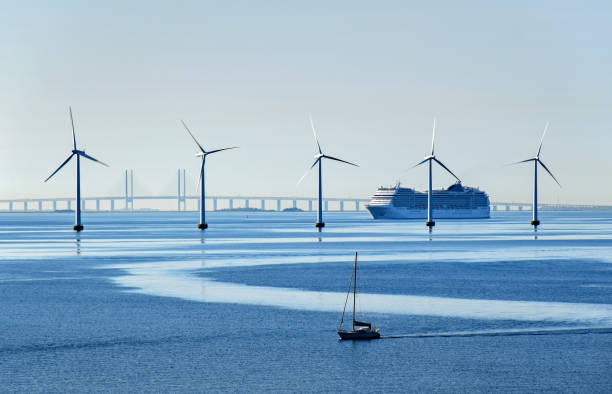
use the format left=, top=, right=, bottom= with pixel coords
left=510, top=122, right=561, bottom=229
left=182, top=120, right=238, bottom=230
left=412, top=118, right=460, bottom=231
left=44, top=107, right=109, bottom=231
left=298, top=116, right=358, bottom=228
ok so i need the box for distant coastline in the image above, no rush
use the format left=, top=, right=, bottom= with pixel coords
left=216, top=207, right=304, bottom=213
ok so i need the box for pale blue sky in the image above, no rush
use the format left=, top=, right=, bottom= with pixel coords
left=1, top=1, right=610, bottom=204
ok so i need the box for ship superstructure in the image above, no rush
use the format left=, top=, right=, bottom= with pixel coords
left=366, top=182, right=490, bottom=219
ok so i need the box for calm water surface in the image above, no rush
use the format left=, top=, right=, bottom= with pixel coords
left=1, top=211, right=611, bottom=392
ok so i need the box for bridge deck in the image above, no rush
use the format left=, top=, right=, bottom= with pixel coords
left=0, top=196, right=608, bottom=212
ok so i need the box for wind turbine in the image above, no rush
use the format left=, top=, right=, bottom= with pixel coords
left=510, top=123, right=561, bottom=229
left=298, top=116, right=358, bottom=228
left=412, top=118, right=460, bottom=231
left=182, top=120, right=237, bottom=230
left=44, top=107, right=109, bottom=231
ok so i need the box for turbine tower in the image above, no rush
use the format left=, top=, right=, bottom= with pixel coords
left=298, top=116, right=358, bottom=228
left=182, top=120, right=237, bottom=230
left=412, top=118, right=460, bottom=231
left=44, top=107, right=109, bottom=231
left=511, top=123, right=561, bottom=229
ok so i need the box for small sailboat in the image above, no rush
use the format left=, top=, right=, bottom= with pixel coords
left=338, top=252, right=381, bottom=340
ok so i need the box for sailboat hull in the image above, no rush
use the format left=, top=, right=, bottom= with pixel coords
left=338, top=328, right=381, bottom=340
left=338, top=252, right=381, bottom=340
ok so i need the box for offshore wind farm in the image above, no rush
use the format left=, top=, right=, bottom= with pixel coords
left=30, top=112, right=563, bottom=234
left=2, top=2, right=612, bottom=393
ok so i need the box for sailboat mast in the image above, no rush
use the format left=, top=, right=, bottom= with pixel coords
left=353, top=252, right=357, bottom=331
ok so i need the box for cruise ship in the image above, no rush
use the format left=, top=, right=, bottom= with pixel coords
left=366, top=182, right=490, bottom=219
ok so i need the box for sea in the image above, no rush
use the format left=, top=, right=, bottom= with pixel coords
left=1, top=210, right=611, bottom=392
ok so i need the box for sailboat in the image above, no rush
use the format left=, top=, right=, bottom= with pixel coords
left=338, top=252, right=381, bottom=340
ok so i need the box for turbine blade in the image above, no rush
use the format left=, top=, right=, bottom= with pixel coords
left=297, top=158, right=320, bottom=185
left=537, top=159, right=561, bottom=187
left=197, top=158, right=204, bottom=191
left=205, top=146, right=239, bottom=155
left=433, top=157, right=460, bottom=181
left=181, top=120, right=206, bottom=153
left=322, top=155, right=359, bottom=167
left=411, top=157, right=431, bottom=169
left=78, top=151, right=109, bottom=167
left=431, top=117, right=436, bottom=155
left=69, top=106, right=76, bottom=150
left=506, top=158, right=535, bottom=166
left=309, top=115, right=322, bottom=154
left=537, top=122, right=549, bottom=157
left=44, top=153, right=75, bottom=182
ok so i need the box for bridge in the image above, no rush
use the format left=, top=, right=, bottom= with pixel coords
left=1, top=169, right=609, bottom=213
left=0, top=195, right=370, bottom=213
left=490, top=202, right=612, bottom=211
left=0, top=195, right=608, bottom=213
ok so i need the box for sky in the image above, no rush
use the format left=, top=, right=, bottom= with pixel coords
left=1, top=1, right=611, bottom=204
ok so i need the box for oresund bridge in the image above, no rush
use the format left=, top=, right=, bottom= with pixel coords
left=0, top=194, right=607, bottom=213
left=2, top=170, right=609, bottom=213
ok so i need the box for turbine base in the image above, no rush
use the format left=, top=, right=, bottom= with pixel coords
left=198, top=223, right=208, bottom=230
left=73, top=225, right=84, bottom=232
left=315, top=222, right=325, bottom=228
left=531, top=220, right=540, bottom=226
left=426, top=221, right=435, bottom=227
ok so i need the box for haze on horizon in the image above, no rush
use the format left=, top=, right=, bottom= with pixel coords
left=1, top=1, right=610, bottom=205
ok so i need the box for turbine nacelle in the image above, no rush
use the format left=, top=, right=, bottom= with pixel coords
left=413, top=155, right=460, bottom=182
left=510, top=123, right=561, bottom=188
left=297, top=117, right=358, bottom=185
left=411, top=118, right=461, bottom=182
left=44, top=108, right=108, bottom=183
left=512, top=157, right=561, bottom=188
left=182, top=120, right=238, bottom=160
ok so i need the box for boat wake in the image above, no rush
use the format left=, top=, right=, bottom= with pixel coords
left=381, top=326, right=612, bottom=339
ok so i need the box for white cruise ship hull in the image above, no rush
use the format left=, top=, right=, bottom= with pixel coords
left=366, top=205, right=490, bottom=220
left=366, top=182, right=491, bottom=220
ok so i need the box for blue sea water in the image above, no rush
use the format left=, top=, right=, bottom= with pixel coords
left=1, top=210, right=611, bottom=392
